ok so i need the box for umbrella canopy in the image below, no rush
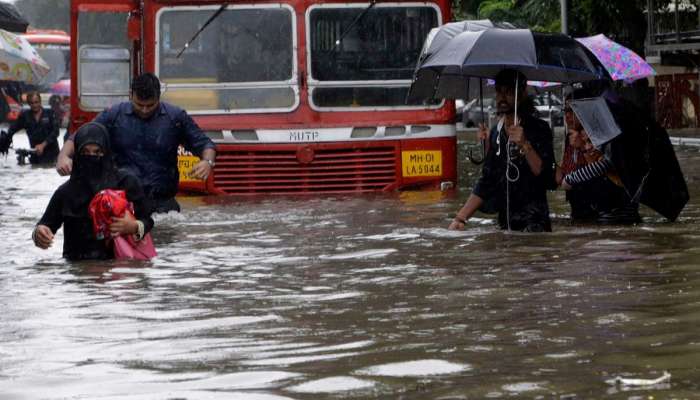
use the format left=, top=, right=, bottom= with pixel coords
left=51, top=78, right=70, bottom=96
left=411, top=20, right=518, bottom=100
left=0, top=3, right=28, bottom=33
left=569, top=97, right=621, bottom=148
left=409, top=28, right=602, bottom=100
left=604, top=99, right=688, bottom=221
left=575, top=34, right=655, bottom=82
left=0, top=29, right=50, bottom=84
left=419, top=19, right=515, bottom=62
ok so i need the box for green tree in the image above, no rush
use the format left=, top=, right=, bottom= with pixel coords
left=452, top=0, right=671, bottom=54
left=14, top=0, right=70, bottom=32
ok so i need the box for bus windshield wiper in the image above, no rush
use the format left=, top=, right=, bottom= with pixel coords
left=176, top=3, right=228, bottom=58
left=332, top=0, right=377, bottom=51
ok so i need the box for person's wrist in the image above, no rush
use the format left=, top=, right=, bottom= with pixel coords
left=132, top=220, right=145, bottom=240
left=204, top=159, right=215, bottom=168
left=520, top=141, right=532, bottom=155
left=453, top=215, right=467, bottom=224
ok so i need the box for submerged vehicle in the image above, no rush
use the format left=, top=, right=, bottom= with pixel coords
left=69, top=0, right=457, bottom=195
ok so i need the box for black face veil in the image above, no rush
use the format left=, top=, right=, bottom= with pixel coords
left=62, top=123, right=120, bottom=217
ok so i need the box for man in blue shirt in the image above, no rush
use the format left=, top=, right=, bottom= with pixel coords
left=56, top=73, right=216, bottom=213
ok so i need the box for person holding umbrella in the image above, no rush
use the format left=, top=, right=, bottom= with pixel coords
left=449, top=69, right=555, bottom=232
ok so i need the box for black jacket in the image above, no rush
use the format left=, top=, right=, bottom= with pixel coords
left=38, top=171, right=154, bottom=260
left=473, top=113, right=555, bottom=232
left=37, top=122, right=154, bottom=261
left=8, top=108, right=60, bottom=164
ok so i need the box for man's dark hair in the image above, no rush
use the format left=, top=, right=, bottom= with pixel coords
left=131, top=73, right=161, bottom=100
left=494, top=69, right=527, bottom=92
left=25, top=91, right=41, bottom=104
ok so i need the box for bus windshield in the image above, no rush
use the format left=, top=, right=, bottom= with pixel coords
left=308, top=4, right=439, bottom=108
left=157, top=5, right=295, bottom=112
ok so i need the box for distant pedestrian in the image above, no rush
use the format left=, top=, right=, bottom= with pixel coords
left=6, top=91, right=60, bottom=164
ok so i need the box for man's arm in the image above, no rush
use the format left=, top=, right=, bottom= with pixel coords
left=177, top=108, right=216, bottom=181
left=448, top=194, right=485, bottom=230
left=189, top=147, right=216, bottom=180
left=56, top=138, right=75, bottom=176
left=507, top=124, right=543, bottom=176
left=519, top=140, right=543, bottom=176
left=35, top=110, right=61, bottom=156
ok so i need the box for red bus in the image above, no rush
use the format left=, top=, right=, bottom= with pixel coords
left=69, top=0, right=457, bottom=195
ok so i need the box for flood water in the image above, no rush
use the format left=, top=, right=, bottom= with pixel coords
left=2, top=132, right=700, bottom=399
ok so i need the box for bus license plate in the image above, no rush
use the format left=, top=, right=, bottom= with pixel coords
left=401, top=150, right=442, bottom=177
left=178, top=155, right=201, bottom=182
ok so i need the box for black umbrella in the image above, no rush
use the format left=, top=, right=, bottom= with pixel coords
left=409, top=21, right=507, bottom=102
left=571, top=95, right=688, bottom=221
left=606, top=99, right=689, bottom=221
left=0, top=3, right=28, bottom=33
left=409, top=28, right=602, bottom=101
left=418, top=19, right=516, bottom=64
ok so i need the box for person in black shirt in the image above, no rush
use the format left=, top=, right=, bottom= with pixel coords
left=7, top=91, right=60, bottom=164
left=449, top=69, right=555, bottom=232
left=32, top=123, right=154, bottom=261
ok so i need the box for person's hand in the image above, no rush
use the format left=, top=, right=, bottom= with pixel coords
left=110, top=213, right=138, bottom=236
left=561, top=179, right=572, bottom=190
left=477, top=122, right=489, bottom=141
left=56, top=154, right=72, bottom=176
left=34, top=142, right=46, bottom=156
left=506, top=124, right=525, bottom=146
left=33, top=225, right=54, bottom=249
left=188, top=160, right=212, bottom=180
left=554, top=165, right=563, bottom=185
left=448, top=217, right=467, bottom=231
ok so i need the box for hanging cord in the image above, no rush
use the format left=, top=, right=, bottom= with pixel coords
left=504, top=74, right=524, bottom=231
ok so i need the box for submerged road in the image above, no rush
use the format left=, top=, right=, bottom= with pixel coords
left=1, top=132, right=699, bottom=399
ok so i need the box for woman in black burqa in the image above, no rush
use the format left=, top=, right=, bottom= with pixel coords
left=32, top=122, right=154, bottom=260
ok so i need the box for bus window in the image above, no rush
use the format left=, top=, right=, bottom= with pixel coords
left=157, top=5, right=296, bottom=113
left=77, top=11, right=130, bottom=110
left=308, top=5, right=440, bottom=109
left=78, top=46, right=131, bottom=110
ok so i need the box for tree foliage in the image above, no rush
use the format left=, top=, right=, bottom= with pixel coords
left=14, top=0, right=70, bottom=32
left=452, top=0, right=674, bottom=54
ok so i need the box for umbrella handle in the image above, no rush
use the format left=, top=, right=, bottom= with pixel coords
left=467, top=140, right=486, bottom=164
left=514, top=75, right=518, bottom=126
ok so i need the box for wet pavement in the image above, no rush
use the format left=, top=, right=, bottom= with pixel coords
left=1, top=132, right=700, bottom=399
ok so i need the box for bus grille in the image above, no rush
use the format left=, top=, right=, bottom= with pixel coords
left=213, top=145, right=398, bottom=194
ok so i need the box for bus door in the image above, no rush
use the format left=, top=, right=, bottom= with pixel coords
left=73, top=3, right=134, bottom=129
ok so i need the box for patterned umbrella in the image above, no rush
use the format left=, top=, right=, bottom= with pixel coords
left=0, top=28, right=50, bottom=84
left=575, top=34, right=655, bottom=82
left=51, top=79, right=70, bottom=96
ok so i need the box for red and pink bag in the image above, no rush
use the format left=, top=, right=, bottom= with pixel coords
left=89, top=189, right=157, bottom=260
